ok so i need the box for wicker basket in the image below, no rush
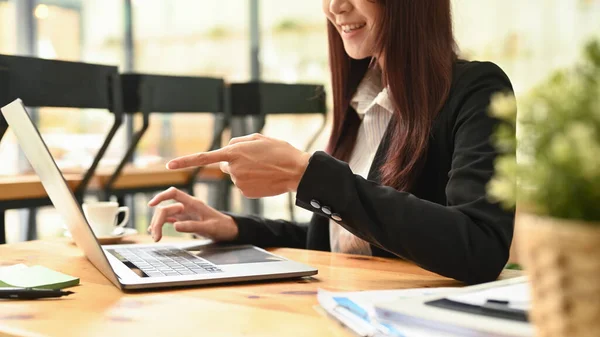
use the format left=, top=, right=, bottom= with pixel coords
left=516, top=212, right=600, bottom=337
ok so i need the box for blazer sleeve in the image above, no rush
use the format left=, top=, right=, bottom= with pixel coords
left=294, top=63, right=515, bottom=285
left=226, top=212, right=310, bottom=249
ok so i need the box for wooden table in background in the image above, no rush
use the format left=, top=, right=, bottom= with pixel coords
left=0, top=235, right=522, bottom=337
left=92, top=163, right=225, bottom=191
left=0, top=174, right=83, bottom=202
left=0, top=163, right=225, bottom=202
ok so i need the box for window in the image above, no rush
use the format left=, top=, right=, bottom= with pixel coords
left=34, top=0, right=125, bottom=172
left=258, top=1, right=330, bottom=222
left=0, top=0, right=16, bottom=55
left=125, top=0, right=250, bottom=172
left=3, top=1, right=600, bottom=242
left=453, top=0, right=600, bottom=95
left=0, top=0, right=16, bottom=176
left=2, top=0, right=126, bottom=242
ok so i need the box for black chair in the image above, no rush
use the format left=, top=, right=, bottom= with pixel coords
left=229, top=82, right=327, bottom=219
left=0, top=74, right=7, bottom=142
left=102, top=74, right=229, bottom=213
left=0, top=54, right=123, bottom=244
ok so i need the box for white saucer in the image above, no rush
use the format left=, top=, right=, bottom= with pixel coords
left=64, top=227, right=138, bottom=245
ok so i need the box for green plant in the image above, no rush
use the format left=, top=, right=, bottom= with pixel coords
left=487, top=40, right=600, bottom=222
left=206, top=26, right=232, bottom=40
left=273, top=19, right=304, bottom=33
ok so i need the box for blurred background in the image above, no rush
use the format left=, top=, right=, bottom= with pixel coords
left=1, top=0, right=599, bottom=243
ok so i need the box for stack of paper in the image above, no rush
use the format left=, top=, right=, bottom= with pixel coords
left=0, top=264, right=79, bottom=290
left=317, top=287, right=457, bottom=337
left=317, top=277, right=533, bottom=337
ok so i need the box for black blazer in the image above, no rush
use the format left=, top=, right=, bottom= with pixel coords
left=229, top=60, right=515, bottom=285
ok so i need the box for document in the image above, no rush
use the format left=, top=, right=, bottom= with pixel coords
left=445, top=281, right=530, bottom=311
left=374, top=277, right=533, bottom=337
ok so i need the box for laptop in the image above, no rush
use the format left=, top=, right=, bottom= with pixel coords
left=1, top=98, right=317, bottom=290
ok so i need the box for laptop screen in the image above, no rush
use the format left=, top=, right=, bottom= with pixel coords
left=0, top=98, right=121, bottom=288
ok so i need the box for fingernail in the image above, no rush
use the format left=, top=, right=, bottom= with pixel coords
left=167, top=162, right=178, bottom=169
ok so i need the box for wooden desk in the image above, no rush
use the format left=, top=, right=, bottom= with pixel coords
left=0, top=236, right=521, bottom=337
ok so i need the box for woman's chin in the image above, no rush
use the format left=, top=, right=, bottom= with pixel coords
left=344, top=50, right=373, bottom=60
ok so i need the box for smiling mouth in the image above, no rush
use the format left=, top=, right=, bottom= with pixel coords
left=340, top=23, right=366, bottom=34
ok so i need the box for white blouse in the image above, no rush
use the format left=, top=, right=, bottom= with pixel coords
left=329, top=66, right=394, bottom=256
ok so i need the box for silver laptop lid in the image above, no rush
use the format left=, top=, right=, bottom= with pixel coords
left=1, top=98, right=121, bottom=288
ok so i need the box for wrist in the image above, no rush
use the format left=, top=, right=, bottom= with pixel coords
left=223, top=215, right=239, bottom=241
left=288, top=151, right=311, bottom=192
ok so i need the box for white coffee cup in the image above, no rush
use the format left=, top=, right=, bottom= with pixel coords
left=82, top=201, right=130, bottom=237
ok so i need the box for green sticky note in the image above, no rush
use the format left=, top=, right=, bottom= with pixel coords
left=0, top=264, right=79, bottom=290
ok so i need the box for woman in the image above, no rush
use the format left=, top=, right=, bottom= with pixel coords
left=148, top=0, right=516, bottom=285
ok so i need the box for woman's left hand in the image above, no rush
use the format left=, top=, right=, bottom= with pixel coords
left=167, top=133, right=311, bottom=199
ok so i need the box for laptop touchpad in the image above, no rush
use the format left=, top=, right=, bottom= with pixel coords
left=186, top=245, right=283, bottom=265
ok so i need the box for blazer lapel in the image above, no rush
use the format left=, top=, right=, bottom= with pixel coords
left=365, top=116, right=401, bottom=259
left=309, top=114, right=397, bottom=255
left=367, top=115, right=395, bottom=183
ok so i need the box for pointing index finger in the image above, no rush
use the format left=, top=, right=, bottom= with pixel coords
left=167, top=147, right=233, bottom=170
left=148, top=187, right=195, bottom=207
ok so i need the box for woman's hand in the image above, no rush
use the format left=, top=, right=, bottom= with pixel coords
left=147, top=187, right=238, bottom=242
left=166, top=133, right=311, bottom=199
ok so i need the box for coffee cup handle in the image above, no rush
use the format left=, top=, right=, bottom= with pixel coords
left=115, top=207, right=130, bottom=228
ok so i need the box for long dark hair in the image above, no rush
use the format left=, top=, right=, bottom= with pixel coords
left=326, top=0, right=457, bottom=191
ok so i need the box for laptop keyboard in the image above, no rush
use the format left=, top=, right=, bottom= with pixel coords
left=113, top=247, right=223, bottom=277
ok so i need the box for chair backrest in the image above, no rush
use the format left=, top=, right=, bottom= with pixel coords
left=121, top=74, right=225, bottom=114
left=0, top=54, right=123, bottom=197
left=228, top=82, right=327, bottom=220
left=229, top=81, right=327, bottom=149
left=0, top=74, right=8, bottom=141
left=230, top=82, right=326, bottom=120
left=104, top=73, right=227, bottom=193
left=0, top=54, right=121, bottom=110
